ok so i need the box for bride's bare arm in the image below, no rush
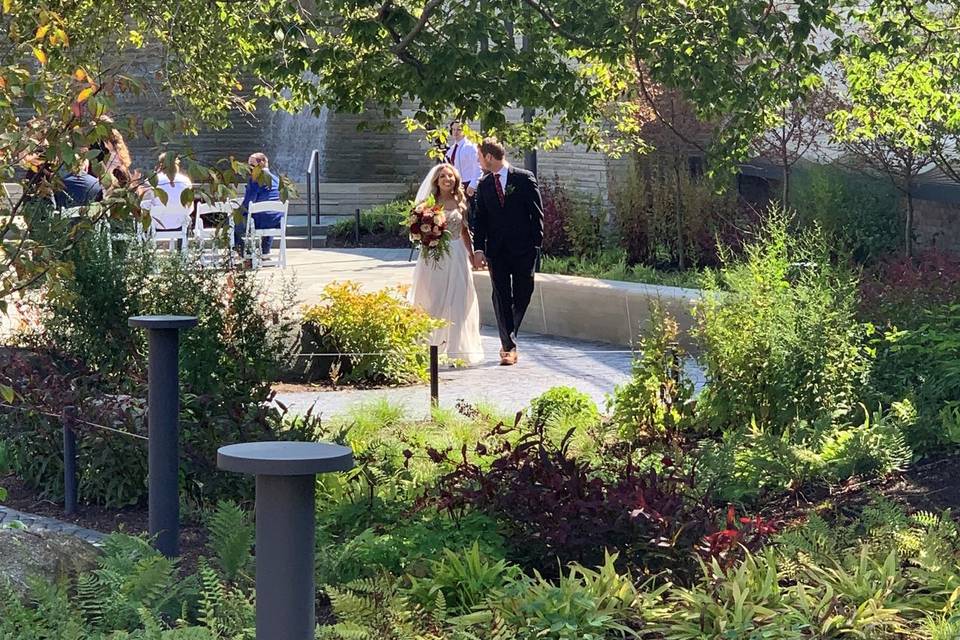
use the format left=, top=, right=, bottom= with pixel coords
left=461, top=222, right=474, bottom=257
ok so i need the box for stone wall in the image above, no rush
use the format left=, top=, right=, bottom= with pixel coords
left=914, top=197, right=960, bottom=254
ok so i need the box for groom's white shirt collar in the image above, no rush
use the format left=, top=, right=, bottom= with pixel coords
left=495, top=163, right=509, bottom=192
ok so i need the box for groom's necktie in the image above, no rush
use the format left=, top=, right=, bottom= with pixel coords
left=449, top=142, right=458, bottom=166
left=494, top=173, right=505, bottom=207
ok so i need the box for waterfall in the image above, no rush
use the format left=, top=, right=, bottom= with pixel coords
left=263, top=104, right=329, bottom=181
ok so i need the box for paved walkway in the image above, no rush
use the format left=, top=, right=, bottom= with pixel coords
left=276, top=327, right=705, bottom=417
left=266, top=248, right=705, bottom=417
left=0, top=505, right=105, bottom=544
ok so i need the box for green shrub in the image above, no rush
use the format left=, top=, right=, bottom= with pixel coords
left=869, top=304, right=960, bottom=454
left=3, top=235, right=303, bottom=507
left=528, top=387, right=599, bottom=433
left=302, top=281, right=443, bottom=384
left=408, top=543, right=519, bottom=615
left=328, top=200, right=409, bottom=245
left=695, top=212, right=872, bottom=432
left=791, top=163, right=901, bottom=263
left=0, top=531, right=253, bottom=639
left=609, top=306, right=696, bottom=445
left=818, top=405, right=912, bottom=481
left=540, top=249, right=702, bottom=287
left=479, top=553, right=639, bottom=640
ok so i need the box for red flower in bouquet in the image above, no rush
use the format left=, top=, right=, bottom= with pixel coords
left=407, top=196, right=452, bottom=264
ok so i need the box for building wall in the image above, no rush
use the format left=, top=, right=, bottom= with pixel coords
left=914, top=197, right=960, bottom=254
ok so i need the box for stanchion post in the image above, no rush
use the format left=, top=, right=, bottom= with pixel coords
left=62, top=405, right=78, bottom=515
left=218, top=442, right=353, bottom=640
left=429, top=345, right=439, bottom=407
left=128, top=315, right=198, bottom=558
left=354, top=208, right=361, bottom=245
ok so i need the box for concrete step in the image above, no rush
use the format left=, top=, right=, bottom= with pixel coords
left=286, top=235, right=328, bottom=249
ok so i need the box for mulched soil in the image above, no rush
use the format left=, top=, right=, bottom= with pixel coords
left=1, top=472, right=209, bottom=575
left=762, top=452, right=960, bottom=526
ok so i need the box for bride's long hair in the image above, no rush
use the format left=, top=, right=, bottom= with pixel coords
left=423, top=164, right=468, bottom=217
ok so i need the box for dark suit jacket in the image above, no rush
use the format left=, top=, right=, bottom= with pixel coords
left=473, top=166, right=544, bottom=258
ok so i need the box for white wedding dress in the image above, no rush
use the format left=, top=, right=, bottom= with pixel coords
left=409, top=206, right=484, bottom=364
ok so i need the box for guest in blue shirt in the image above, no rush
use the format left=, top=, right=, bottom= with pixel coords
left=54, top=159, right=104, bottom=209
left=235, top=152, right=283, bottom=255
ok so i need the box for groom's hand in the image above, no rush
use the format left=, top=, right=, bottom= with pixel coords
left=473, top=250, right=487, bottom=270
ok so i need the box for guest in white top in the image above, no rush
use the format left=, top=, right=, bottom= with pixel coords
left=446, top=121, right=482, bottom=196
left=139, top=153, right=193, bottom=230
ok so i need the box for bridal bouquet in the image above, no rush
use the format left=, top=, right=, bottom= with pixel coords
left=408, top=197, right=451, bottom=264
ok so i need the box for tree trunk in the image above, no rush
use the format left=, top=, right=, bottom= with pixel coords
left=673, top=154, right=685, bottom=270
left=905, top=187, right=915, bottom=258
left=782, top=165, right=790, bottom=206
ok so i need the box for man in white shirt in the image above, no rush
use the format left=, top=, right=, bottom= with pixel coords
left=139, top=152, right=193, bottom=230
left=446, top=121, right=481, bottom=196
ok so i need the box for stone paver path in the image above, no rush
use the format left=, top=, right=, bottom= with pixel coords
left=264, top=248, right=706, bottom=417
left=0, top=505, right=105, bottom=544
left=276, top=327, right=705, bottom=418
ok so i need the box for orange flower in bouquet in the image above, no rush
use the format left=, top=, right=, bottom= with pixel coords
left=407, top=195, right=451, bottom=264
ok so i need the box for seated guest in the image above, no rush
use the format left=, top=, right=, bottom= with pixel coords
left=54, top=158, right=104, bottom=209
left=139, top=153, right=193, bottom=230
left=91, top=118, right=134, bottom=190
left=234, top=152, right=283, bottom=255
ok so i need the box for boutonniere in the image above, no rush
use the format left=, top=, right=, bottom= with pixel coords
left=505, top=184, right=517, bottom=198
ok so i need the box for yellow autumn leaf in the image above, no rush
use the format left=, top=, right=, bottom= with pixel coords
left=76, top=86, right=95, bottom=103
left=35, top=24, right=50, bottom=40
left=72, top=68, right=87, bottom=82
left=33, top=48, right=47, bottom=66
left=2, top=0, right=13, bottom=14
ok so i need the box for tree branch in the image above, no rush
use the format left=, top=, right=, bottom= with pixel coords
left=391, top=0, right=446, bottom=56
left=519, top=0, right=597, bottom=49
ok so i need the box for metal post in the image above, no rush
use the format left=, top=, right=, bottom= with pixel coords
left=62, top=405, right=77, bottom=515
left=218, top=441, right=353, bottom=640
left=314, top=165, right=321, bottom=226
left=128, top=315, right=198, bottom=558
left=430, top=345, right=439, bottom=407
left=354, top=208, right=361, bottom=245
left=257, top=474, right=314, bottom=638
left=306, top=157, right=313, bottom=251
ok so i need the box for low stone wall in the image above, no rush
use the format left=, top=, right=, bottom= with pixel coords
left=472, top=272, right=702, bottom=350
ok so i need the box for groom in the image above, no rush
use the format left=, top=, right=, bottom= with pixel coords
left=472, top=137, right=544, bottom=366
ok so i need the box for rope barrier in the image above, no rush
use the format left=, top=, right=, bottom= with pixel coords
left=73, top=416, right=149, bottom=441
left=0, top=401, right=148, bottom=441
left=290, top=349, right=640, bottom=358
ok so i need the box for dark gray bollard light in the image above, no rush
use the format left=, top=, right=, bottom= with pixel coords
left=429, top=345, right=439, bottom=407
left=62, top=406, right=78, bottom=515
left=218, top=441, right=353, bottom=640
left=128, top=314, right=198, bottom=557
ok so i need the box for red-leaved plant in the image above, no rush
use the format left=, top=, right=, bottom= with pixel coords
left=699, top=504, right=779, bottom=570
left=860, top=249, right=960, bottom=327
left=417, top=415, right=713, bottom=580
left=539, top=175, right=574, bottom=257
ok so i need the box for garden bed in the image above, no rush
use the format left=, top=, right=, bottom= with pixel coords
left=0, top=473, right=210, bottom=574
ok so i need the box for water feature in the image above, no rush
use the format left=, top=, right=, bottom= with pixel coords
left=263, top=104, right=329, bottom=181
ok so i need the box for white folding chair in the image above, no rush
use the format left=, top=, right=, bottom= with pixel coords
left=145, top=205, right=189, bottom=254
left=195, top=201, right=236, bottom=266
left=247, top=200, right=288, bottom=269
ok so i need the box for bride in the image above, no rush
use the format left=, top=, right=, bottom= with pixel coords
left=408, top=163, right=484, bottom=364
